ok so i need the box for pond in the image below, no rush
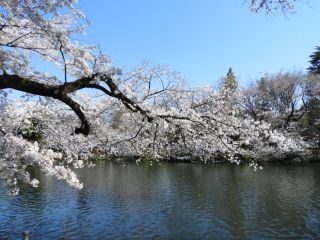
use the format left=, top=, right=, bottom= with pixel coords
left=1, top=161, right=320, bottom=239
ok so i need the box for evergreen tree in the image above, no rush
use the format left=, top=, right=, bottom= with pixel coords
left=308, top=46, right=320, bottom=74
left=222, top=68, right=238, bottom=92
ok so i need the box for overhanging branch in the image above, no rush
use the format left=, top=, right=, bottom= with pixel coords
left=0, top=73, right=153, bottom=135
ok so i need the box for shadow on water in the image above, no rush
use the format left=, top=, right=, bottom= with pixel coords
left=1, top=161, right=320, bottom=239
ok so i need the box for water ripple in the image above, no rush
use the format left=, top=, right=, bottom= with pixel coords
left=0, top=162, right=320, bottom=239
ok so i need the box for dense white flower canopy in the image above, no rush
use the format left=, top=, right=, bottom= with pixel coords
left=0, top=0, right=308, bottom=196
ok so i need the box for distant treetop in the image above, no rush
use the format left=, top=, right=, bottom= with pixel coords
left=222, top=68, right=237, bottom=92
left=308, top=46, right=320, bottom=74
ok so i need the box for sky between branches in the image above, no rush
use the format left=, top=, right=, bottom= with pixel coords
left=37, top=0, right=320, bottom=87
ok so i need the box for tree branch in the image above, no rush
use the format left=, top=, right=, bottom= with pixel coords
left=0, top=73, right=153, bottom=135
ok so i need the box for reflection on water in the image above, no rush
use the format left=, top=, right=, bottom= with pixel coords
left=1, top=162, right=320, bottom=239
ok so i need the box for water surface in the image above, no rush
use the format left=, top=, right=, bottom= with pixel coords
left=1, top=161, right=320, bottom=239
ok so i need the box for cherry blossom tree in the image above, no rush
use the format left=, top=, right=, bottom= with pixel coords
left=241, top=72, right=308, bottom=129
left=0, top=0, right=151, bottom=195
left=0, top=0, right=309, bottom=196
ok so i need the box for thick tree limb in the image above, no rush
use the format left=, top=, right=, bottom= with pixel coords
left=0, top=73, right=152, bottom=135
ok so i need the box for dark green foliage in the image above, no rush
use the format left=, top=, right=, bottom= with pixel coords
left=308, top=46, right=320, bottom=74
left=240, top=154, right=256, bottom=163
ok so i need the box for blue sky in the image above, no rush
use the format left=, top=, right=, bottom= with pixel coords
left=75, top=0, right=320, bottom=87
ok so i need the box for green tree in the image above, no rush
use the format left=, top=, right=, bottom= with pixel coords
left=222, top=68, right=238, bottom=93
left=308, top=46, right=320, bottom=74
